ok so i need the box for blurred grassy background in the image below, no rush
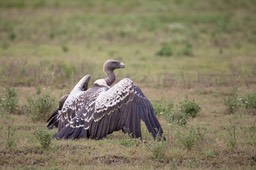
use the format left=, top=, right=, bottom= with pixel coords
left=0, top=0, right=255, bottom=88
left=0, top=1, right=256, bottom=169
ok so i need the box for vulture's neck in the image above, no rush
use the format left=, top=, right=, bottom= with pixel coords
left=104, top=69, right=115, bottom=86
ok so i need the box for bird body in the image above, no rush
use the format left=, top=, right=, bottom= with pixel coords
left=47, top=74, right=90, bottom=129
left=47, top=60, right=163, bottom=140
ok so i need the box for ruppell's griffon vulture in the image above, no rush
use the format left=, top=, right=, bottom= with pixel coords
left=47, top=59, right=164, bottom=140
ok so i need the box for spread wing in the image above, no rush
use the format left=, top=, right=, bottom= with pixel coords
left=46, top=74, right=90, bottom=130
left=54, top=78, right=163, bottom=140
left=54, top=86, right=107, bottom=139
left=47, top=94, right=68, bottom=129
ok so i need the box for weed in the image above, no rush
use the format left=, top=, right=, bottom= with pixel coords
left=48, top=32, right=55, bottom=39
left=243, top=125, right=256, bottom=146
left=226, top=121, right=238, bottom=150
left=26, top=92, right=56, bottom=122
left=178, top=127, right=205, bottom=151
left=34, top=128, right=52, bottom=149
left=179, top=99, right=201, bottom=118
left=34, top=0, right=46, bottom=8
left=156, top=43, right=173, bottom=57
left=0, top=1, right=25, bottom=8
left=179, top=43, right=194, bottom=56
left=119, top=137, right=137, bottom=147
left=224, top=96, right=240, bottom=114
left=61, top=45, right=69, bottom=53
left=152, top=101, right=164, bottom=115
left=0, top=87, right=19, bottom=114
left=8, top=32, right=16, bottom=41
left=241, top=93, right=256, bottom=114
left=169, top=111, right=187, bottom=126
left=154, top=98, right=200, bottom=126
left=178, top=128, right=197, bottom=151
left=224, top=92, right=256, bottom=115
left=151, top=140, right=167, bottom=160
left=195, top=127, right=207, bottom=142
left=224, top=88, right=240, bottom=114
left=1, top=111, right=17, bottom=150
left=153, top=98, right=174, bottom=117
left=61, top=63, right=75, bottom=78
left=6, top=123, right=17, bottom=149
left=36, top=86, right=42, bottom=95
left=206, top=150, right=216, bottom=158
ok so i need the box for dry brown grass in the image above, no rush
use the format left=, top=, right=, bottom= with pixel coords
left=1, top=81, right=256, bottom=169
left=1, top=0, right=256, bottom=169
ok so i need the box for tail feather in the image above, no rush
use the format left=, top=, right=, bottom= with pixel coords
left=54, top=126, right=89, bottom=140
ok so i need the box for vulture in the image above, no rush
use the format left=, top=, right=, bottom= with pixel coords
left=47, top=74, right=90, bottom=129
left=47, top=59, right=163, bottom=140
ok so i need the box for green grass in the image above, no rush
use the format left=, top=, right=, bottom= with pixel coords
left=0, top=0, right=256, bottom=169
left=34, top=128, right=53, bottom=149
left=0, top=87, right=19, bottom=114
left=26, top=90, right=56, bottom=122
left=224, top=92, right=256, bottom=115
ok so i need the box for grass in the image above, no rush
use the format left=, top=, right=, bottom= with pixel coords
left=0, top=87, right=19, bottom=114
left=34, top=128, right=53, bottom=149
left=224, top=92, right=256, bottom=115
left=179, top=98, right=201, bottom=118
left=26, top=90, right=56, bottom=122
left=0, top=0, right=256, bottom=169
left=153, top=98, right=201, bottom=126
left=1, top=112, right=17, bottom=150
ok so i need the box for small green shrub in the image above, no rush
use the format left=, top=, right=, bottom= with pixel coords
left=61, top=63, right=75, bottom=78
left=1, top=111, right=17, bottom=150
left=178, top=127, right=205, bottom=151
left=153, top=99, right=174, bottom=117
left=33, top=0, right=46, bottom=8
left=206, top=150, right=216, bottom=158
left=241, top=93, right=256, bottom=114
left=226, top=123, right=237, bottom=150
left=224, top=92, right=256, bottom=115
left=154, top=98, right=200, bottom=126
left=27, top=92, right=56, bottom=122
left=34, top=128, right=52, bottom=149
left=120, top=138, right=137, bottom=147
left=179, top=43, right=194, bottom=56
left=151, top=141, right=167, bottom=160
left=179, top=128, right=197, bottom=151
left=48, top=32, right=55, bottom=39
left=6, top=123, right=17, bottom=149
left=169, top=111, right=187, bottom=126
left=224, top=96, right=240, bottom=114
left=179, top=99, right=201, bottom=118
left=61, top=45, right=69, bottom=52
left=36, top=86, right=42, bottom=95
left=0, top=87, right=19, bottom=114
left=8, top=32, right=16, bottom=41
left=156, top=43, right=173, bottom=57
left=243, top=125, right=256, bottom=146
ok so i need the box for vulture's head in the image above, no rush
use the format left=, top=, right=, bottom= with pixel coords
left=103, top=59, right=125, bottom=72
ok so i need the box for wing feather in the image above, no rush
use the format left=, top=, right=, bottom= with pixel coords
left=47, top=94, right=69, bottom=129
left=54, top=78, right=163, bottom=140
left=54, top=86, right=106, bottom=139
left=47, top=75, right=90, bottom=130
left=90, top=78, right=163, bottom=139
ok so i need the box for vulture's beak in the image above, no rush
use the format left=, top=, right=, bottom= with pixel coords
left=119, top=62, right=125, bottom=68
